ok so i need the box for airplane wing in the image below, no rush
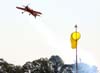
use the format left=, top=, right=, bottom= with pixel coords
left=32, top=10, right=42, bottom=14
left=35, top=11, right=42, bottom=14
left=37, top=12, right=42, bottom=14
left=16, top=7, right=26, bottom=11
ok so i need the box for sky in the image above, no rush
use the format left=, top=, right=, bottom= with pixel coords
left=0, top=0, right=100, bottom=68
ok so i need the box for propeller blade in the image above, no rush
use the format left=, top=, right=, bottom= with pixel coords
left=22, top=5, right=26, bottom=7
left=23, top=3, right=30, bottom=7
left=22, top=3, right=30, bottom=8
left=27, top=3, right=30, bottom=6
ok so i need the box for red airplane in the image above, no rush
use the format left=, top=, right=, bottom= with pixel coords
left=16, top=5, right=42, bottom=18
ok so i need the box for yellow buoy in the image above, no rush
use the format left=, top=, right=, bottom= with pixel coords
left=70, top=32, right=81, bottom=49
left=71, top=32, right=81, bottom=40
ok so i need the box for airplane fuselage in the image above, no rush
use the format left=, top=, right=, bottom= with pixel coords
left=16, top=6, right=42, bottom=17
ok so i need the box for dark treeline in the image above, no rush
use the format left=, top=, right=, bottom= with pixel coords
left=0, top=55, right=98, bottom=73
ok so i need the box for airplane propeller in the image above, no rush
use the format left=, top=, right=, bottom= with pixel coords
left=22, top=3, right=30, bottom=7
left=22, top=5, right=26, bottom=7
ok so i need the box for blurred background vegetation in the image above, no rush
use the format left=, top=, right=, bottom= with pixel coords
left=0, top=55, right=98, bottom=73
